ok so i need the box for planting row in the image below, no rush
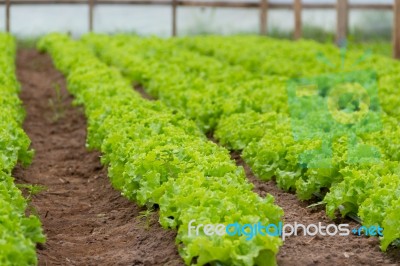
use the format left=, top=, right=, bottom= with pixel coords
left=178, top=35, right=400, bottom=120
left=82, top=34, right=400, bottom=250
left=38, top=33, right=284, bottom=266
left=0, top=33, right=45, bottom=265
left=81, top=34, right=288, bottom=133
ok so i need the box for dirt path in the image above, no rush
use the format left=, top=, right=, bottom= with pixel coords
left=13, top=49, right=182, bottom=266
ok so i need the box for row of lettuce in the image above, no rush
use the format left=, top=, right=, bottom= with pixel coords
left=38, top=33, right=284, bottom=266
left=0, top=33, right=45, bottom=265
left=181, top=36, right=400, bottom=250
left=80, top=34, right=399, bottom=251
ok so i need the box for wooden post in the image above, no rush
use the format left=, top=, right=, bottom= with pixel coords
left=172, top=0, right=177, bottom=36
left=5, top=0, right=10, bottom=32
left=260, top=0, right=268, bottom=35
left=336, top=0, right=348, bottom=46
left=294, top=0, right=302, bottom=40
left=393, top=0, right=400, bottom=59
left=89, top=0, right=94, bottom=32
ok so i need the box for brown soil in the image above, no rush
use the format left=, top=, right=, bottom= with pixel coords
left=134, top=84, right=155, bottom=100
left=13, top=49, right=182, bottom=266
left=11, top=48, right=399, bottom=266
left=232, top=152, right=400, bottom=266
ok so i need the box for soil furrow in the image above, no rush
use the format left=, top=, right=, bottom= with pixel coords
left=13, top=49, right=181, bottom=266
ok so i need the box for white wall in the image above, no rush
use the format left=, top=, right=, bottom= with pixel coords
left=0, top=0, right=394, bottom=37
